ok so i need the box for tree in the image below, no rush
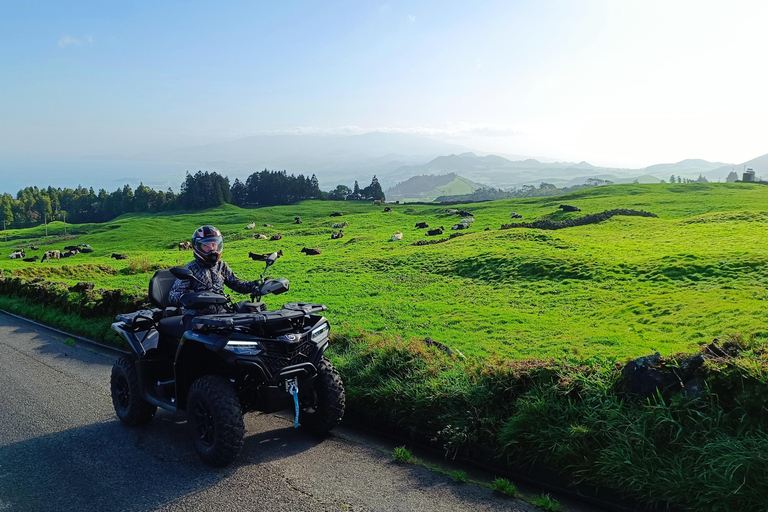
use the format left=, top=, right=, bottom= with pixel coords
left=695, top=174, right=709, bottom=183
left=670, top=174, right=676, bottom=184
left=726, top=171, right=739, bottom=183
left=328, top=185, right=351, bottom=201
left=362, top=175, right=385, bottom=201
left=353, top=181, right=360, bottom=195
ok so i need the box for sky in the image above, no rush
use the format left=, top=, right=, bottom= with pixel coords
left=2, top=0, right=768, bottom=172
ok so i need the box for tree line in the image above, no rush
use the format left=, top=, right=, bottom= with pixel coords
left=0, top=170, right=385, bottom=228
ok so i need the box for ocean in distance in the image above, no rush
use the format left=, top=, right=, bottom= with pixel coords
left=0, top=155, right=240, bottom=196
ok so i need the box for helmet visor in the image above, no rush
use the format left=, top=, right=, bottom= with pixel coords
left=194, top=235, right=223, bottom=255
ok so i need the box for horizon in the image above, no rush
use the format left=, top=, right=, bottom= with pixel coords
left=3, top=1, right=768, bottom=190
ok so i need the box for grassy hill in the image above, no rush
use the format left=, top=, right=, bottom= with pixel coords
left=2, top=182, right=768, bottom=361
left=384, top=172, right=479, bottom=202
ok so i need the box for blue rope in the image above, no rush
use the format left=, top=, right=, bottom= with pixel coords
left=288, top=379, right=299, bottom=428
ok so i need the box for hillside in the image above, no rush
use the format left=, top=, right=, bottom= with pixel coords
left=2, top=182, right=768, bottom=361
left=384, top=172, right=479, bottom=202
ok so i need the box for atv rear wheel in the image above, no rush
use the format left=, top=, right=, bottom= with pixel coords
left=299, top=357, right=345, bottom=434
left=111, top=356, right=157, bottom=426
left=187, top=375, right=245, bottom=466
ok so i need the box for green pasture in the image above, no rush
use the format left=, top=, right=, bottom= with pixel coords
left=2, top=182, right=768, bottom=360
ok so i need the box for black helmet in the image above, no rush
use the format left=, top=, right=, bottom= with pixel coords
left=192, top=225, right=223, bottom=265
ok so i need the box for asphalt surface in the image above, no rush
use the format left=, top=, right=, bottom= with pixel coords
left=0, top=311, right=605, bottom=512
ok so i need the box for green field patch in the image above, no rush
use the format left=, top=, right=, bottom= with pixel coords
left=12, top=263, right=118, bottom=280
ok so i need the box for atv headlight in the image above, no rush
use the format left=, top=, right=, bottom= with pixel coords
left=225, top=339, right=263, bottom=355
left=311, top=323, right=330, bottom=343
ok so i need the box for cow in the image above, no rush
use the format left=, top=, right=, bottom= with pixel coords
left=111, top=253, right=129, bottom=260
left=444, top=209, right=459, bottom=214
left=40, top=250, right=61, bottom=263
left=78, top=244, right=92, bottom=250
left=415, top=222, right=429, bottom=229
left=179, top=241, right=192, bottom=251
left=263, top=223, right=273, bottom=227
left=451, top=223, right=470, bottom=230
left=457, top=210, right=472, bottom=217
left=426, top=227, right=444, bottom=236
left=270, top=233, right=283, bottom=241
left=331, top=230, right=344, bottom=239
left=28, top=245, right=38, bottom=250
left=246, top=222, right=256, bottom=229
left=61, top=250, right=78, bottom=258
left=9, top=250, right=25, bottom=259
left=253, top=233, right=268, bottom=240
left=78, top=247, right=94, bottom=254
left=64, top=245, right=79, bottom=251
left=510, top=212, right=523, bottom=219
left=383, top=207, right=392, bottom=212
left=300, top=247, right=322, bottom=256
left=330, top=212, right=343, bottom=217
left=559, top=204, right=581, bottom=212
left=390, top=231, right=403, bottom=241
left=332, top=222, right=349, bottom=229
left=22, top=256, right=40, bottom=262
left=460, top=217, right=475, bottom=224
left=248, top=249, right=283, bottom=261
left=294, top=217, right=303, bottom=224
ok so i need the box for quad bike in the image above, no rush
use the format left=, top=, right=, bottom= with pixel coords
left=109, top=252, right=345, bottom=466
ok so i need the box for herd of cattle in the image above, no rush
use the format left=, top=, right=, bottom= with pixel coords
left=7, top=244, right=98, bottom=263
left=5, top=204, right=580, bottom=263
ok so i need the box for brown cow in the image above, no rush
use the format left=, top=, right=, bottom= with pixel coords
left=300, top=247, right=322, bottom=255
left=111, top=253, right=129, bottom=260
left=270, top=233, right=283, bottom=241
left=331, top=230, right=344, bottom=239
left=178, top=241, right=192, bottom=251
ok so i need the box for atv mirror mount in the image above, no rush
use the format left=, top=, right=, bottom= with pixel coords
left=260, top=252, right=279, bottom=279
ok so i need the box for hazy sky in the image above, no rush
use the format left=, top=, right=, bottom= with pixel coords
left=2, top=0, right=767, bottom=168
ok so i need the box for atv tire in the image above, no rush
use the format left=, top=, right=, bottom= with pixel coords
left=111, top=356, right=157, bottom=426
left=187, top=375, right=245, bottom=467
left=300, top=357, right=345, bottom=434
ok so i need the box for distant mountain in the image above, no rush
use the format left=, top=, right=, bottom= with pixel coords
left=117, top=130, right=751, bottom=191
left=129, top=132, right=474, bottom=189
left=385, top=173, right=480, bottom=202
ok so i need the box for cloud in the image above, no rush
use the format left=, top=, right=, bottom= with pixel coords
left=58, top=35, right=80, bottom=47
left=406, top=14, right=416, bottom=24
left=58, top=34, right=93, bottom=47
left=268, top=123, right=520, bottom=138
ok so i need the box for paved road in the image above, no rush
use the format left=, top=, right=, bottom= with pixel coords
left=0, top=311, right=600, bottom=512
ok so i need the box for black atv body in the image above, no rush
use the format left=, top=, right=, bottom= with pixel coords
left=109, top=254, right=345, bottom=466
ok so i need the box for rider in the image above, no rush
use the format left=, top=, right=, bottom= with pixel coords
left=169, top=225, right=259, bottom=321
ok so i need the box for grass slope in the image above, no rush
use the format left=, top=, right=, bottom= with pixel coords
left=1, top=182, right=767, bottom=361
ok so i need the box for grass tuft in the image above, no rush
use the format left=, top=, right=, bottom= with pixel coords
left=490, top=477, right=518, bottom=497
left=392, top=446, right=413, bottom=464
left=532, top=494, right=560, bottom=511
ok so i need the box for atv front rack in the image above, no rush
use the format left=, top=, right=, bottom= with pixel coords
left=195, top=303, right=327, bottom=327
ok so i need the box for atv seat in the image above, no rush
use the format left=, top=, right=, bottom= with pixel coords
left=149, top=269, right=177, bottom=309
left=157, top=316, right=187, bottom=340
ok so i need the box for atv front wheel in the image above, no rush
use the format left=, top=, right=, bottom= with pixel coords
left=300, top=357, right=346, bottom=434
left=111, top=356, right=157, bottom=426
left=187, top=375, right=245, bottom=466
